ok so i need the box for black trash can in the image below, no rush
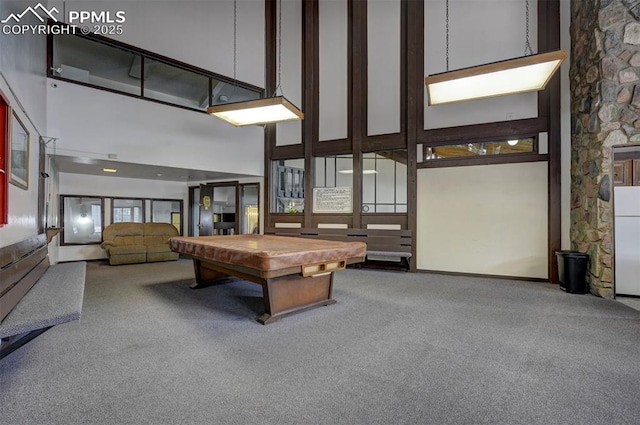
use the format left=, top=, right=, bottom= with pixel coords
left=555, top=251, right=589, bottom=294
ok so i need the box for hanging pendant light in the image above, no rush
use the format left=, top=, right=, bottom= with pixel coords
left=208, top=0, right=304, bottom=126
left=425, top=0, right=566, bottom=106
left=208, top=96, right=303, bottom=127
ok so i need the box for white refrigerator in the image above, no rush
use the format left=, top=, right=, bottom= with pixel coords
left=614, top=186, right=640, bottom=296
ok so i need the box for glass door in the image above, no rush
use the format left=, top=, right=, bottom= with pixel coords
left=240, top=184, right=260, bottom=234
left=212, top=185, right=237, bottom=235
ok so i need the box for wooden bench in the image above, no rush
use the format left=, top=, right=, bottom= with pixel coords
left=264, top=227, right=412, bottom=271
left=0, top=234, right=86, bottom=360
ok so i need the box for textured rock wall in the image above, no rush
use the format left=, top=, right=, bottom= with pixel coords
left=570, top=0, right=640, bottom=297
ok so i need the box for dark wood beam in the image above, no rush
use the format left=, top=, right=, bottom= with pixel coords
left=540, top=0, right=562, bottom=284
left=264, top=0, right=277, bottom=228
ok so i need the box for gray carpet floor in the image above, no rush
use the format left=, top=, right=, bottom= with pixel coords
left=1, top=259, right=639, bottom=425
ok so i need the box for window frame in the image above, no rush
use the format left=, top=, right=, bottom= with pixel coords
left=418, top=136, right=540, bottom=168
left=150, top=198, right=183, bottom=235
left=361, top=150, right=408, bottom=214
left=59, top=195, right=105, bottom=246
left=47, top=21, right=264, bottom=115
left=111, top=197, right=145, bottom=224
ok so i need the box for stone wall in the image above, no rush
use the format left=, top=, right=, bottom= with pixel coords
left=570, top=0, right=640, bottom=297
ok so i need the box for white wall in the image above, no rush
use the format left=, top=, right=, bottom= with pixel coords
left=46, top=0, right=265, bottom=176
left=417, top=162, right=549, bottom=279
left=0, top=104, right=41, bottom=246
left=47, top=80, right=264, bottom=176
left=368, top=0, right=401, bottom=136
left=275, top=0, right=303, bottom=146
left=0, top=1, right=48, bottom=132
left=0, top=1, right=48, bottom=247
left=56, top=172, right=188, bottom=262
left=318, top=0, right=348, bottom=141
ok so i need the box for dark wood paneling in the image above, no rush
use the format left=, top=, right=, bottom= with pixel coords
left=614, top=150, right=640, bottom=161
left=302, top=0, right=318, bottom=228
left=0, top=259, right=49, bottom=321
left=313, top=139, right=352, bottom=156
left=540, top=0, right=561, bottom=283
left=0, top=245, right=48, bottom=295
left=350, top=0, right=366, bottom=229
left=188, top=187, right=196, bottom=236
left=399, top=0, right=408, bottom=144
left=613, top=160, right=632, bottom=186
left=0, top=234, right=49, bottom=322
left=418, top=153, right=549, bottom=169
left=419, top=117, right=547, bottom=145
left=361, top=214, right=408, bottom=228
left=415, top=268, right=549, bottom=283
left=271, top=144, right=304, bottom=160
left=361, top=134, right=406, bottom=152
left=38, top=139, right=45, bottom=234
left=270, top=213, right=304, bottom=224
left=311, top=214, right=353, bottom=226
left=265, top=227, right=412, bottom=255
left=265, top=0, right=277, bottom=228
left=406, top=0, right=422, bottom=271
left=0, top=234, right=46, bottom=267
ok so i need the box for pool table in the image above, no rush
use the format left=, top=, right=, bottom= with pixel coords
left=169, top=234, right=367, bottom=324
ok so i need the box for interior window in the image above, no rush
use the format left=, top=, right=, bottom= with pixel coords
left=362, top=151, right=407, bottom=213
left=112, top=198, right=144, bottom=223
left=271, top=159, right=305, bottom=213
left=151, top=199, right=183, bottom=234
left=423, top=137, right=535, bottom=161
left=61, top=196, right=104, bottom=245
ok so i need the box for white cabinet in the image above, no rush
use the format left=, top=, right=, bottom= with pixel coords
left=615, top=187, right=640, bottom=296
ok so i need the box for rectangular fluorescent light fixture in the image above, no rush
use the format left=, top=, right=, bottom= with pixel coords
left=102, top=168, right=117, bottom=173
left=338, top=169, right=378, bottom=175
left=425, top=50, right=567, bottom=106
left=207, top=96, right=304, bottom=127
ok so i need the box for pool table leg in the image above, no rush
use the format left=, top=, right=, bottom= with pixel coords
left=257, top=272, right=336, bottom=325
left=190, top=259, right=236, bottom=289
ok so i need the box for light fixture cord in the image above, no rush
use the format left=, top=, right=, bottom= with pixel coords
left=274, top=0, right=283, bottom=97
left=232, top=0, right=237, bottom=100
left=524, top=0, right=533, bottom=56
left=445, top=0, right=449, bottom=71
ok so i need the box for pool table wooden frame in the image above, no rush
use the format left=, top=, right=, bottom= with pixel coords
left=169, top=235, right=366, bottom=324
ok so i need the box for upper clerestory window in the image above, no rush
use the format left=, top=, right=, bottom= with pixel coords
left=49, top=30, right=263, bottom=113
left=422, top=137, right=536, bottom=161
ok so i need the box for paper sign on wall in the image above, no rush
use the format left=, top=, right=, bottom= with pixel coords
left=313, top=187, right=352, bottom=213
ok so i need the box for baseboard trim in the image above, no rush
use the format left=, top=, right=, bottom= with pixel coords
left=415, top=268, right=550, bottom=283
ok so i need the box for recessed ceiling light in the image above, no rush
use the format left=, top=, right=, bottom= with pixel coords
left=103, top=168, right=117, bottom=173
left=157, top=173, right=163, bottom=177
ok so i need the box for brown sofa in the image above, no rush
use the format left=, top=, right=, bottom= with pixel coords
left=101, top=222, right=180, bottom=265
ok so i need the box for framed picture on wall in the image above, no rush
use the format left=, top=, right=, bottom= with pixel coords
left=9, top=111, right=29, bottom=190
